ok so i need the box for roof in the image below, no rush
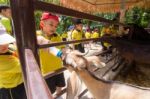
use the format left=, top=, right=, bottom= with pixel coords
left=60, top=0, right=150, bottom=13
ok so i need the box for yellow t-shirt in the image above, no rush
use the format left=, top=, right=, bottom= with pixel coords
left=85, top=32, right=91, bottom=39
left=71, top=30, right=83, bottom=45
left=38, top=32, right=64, bottom=75
left=91, top=32, right=99, bottom=38
left=101, top=27, right=111, bottom=48
left=61, top=32, right=67, bottom=38
left=0, top=15, right=12, bottom=35
left=0, top=53, right=23, bottom=88
left=100, top=27, right=111, bottom=37
left=110, top=26, right=118, bottom=36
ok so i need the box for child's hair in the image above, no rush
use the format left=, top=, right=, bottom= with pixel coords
left=0, top=5, right=10, bottom=13
left=73, top=18, right=82, bottom=25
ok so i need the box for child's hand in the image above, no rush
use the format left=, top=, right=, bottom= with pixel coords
left=0, top=44, right=9, bottom=53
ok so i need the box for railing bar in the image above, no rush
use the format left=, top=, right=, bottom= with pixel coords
left=38, top=38, right=101, bottom=48
left=44, top=67, right=66, bottom=79
left=95, top=48, right=113, bottom=56
left=54, top=88, right=67, bottom=99
left=25, top=49, right=53, bottom=99
left=34, top=1, right=126, bottom=26
left=105, top=54, right=118, bottom=64
left=78, top=89, right=88, bottom=98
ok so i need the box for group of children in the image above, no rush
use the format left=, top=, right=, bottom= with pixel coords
left=65, top=23, right=119, bottom=51
left=0, top=5, right=66, bottom=99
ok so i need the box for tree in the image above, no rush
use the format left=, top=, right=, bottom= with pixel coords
left=125, top=7, right=150, bottom=27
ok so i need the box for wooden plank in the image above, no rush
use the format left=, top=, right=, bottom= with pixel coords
left=103, top=61, right=125, bottom=80
left=54, top=88, right=67, bottom=99
left=10, top=0, right=40, bottom=98
left=78, top=89, right=88, bottom=98
left=82, top=0, right=140, bottom=5
left=86, top=49, right=124, bottom=79
left=38, top=38, right=101, bottom=48
left=34, top=1, right=126, bottom=26
left=44, top=67, right=66, bottom=79
left=25, top=49, right=53, bottom=99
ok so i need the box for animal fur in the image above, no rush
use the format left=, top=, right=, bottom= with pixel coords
left=65, top=48, right=106, bottom=69
left=64, top=50, right=105, bottom=99
left=64, top=50, right=150, bottom=99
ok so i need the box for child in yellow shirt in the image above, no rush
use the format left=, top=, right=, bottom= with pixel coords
left=0, top=26, right=26, bottom=99
left=71, top=19, right=85, bottom=53
left=39, top=12, right=65, bottom=95
left=91, top=28, right=99, bottom=38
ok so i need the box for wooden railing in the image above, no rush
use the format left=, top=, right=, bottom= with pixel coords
left=9, top=0, right=127, bottom=98
left=25, top=49, right=53, bottom=99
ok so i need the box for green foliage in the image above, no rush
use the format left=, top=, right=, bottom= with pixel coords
left=140, top=10, right=150, bottom=27
left=125, top=7, right=142, bottom=24
left=0, top=0, right=9, bottom=4
left=125, top=7, right=150, bottom=27
left=33, top=6, right=150, bottom=33
left=39, top=0, right=60, bottom=5
left=89, top=13, right=116, bottom=30
left=34, top=11, right=42, bottom=30
left=57, top=16, right=73, bottom=34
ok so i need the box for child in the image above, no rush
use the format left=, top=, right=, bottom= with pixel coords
left=91, top=28, right=99, bottom=38
left=0, top=22, right=26, bottom=99
left=71, top=19, right=85, bottom=53
left=38, top=12, right=65, bottom=96
left=85, top=28, right=91, bottom=39
left=0, top=5, right=12, bottom=35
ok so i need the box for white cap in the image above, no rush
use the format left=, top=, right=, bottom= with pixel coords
left=0, top=22, right=15, bottom=45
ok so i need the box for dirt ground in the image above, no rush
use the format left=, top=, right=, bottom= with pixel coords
left=116, top=63, right=150, bottom=87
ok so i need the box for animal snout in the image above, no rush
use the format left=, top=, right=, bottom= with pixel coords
left=63, top=51, right=88, bottom=70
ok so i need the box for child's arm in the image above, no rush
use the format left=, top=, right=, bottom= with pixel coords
left=37, top=35, right=62, bottom=57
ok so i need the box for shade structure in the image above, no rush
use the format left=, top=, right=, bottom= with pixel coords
left=60, top=0, right=150, bottom=13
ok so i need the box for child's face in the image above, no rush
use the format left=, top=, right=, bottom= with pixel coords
left=2, top=8, right=11, bottom=18
left=0, top=44, right=9, bottom=53
left=76, top=24, right=83, bottom=31
left=43, top=19, right=59, bottom=36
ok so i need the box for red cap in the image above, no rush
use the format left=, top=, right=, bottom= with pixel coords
left=41, top=12, right=59, bottom=22
left=40, top=12, right=59, bottom=29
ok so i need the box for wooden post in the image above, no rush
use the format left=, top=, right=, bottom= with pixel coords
left=119, top=0, right=126, bottom=35
left=10, top=0, right=40, bottom=98
left=25, top=49, right=53, bottom=99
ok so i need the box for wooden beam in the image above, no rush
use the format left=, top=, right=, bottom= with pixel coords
left=44, top=67, right=66, bottom=79
left=10, top=0, right=40, bottom=98
left=54, top=88, right=67, bottom=99
left=25, top=49, right=53, bottom=99
left=82, top=0, right=140, bottom=5
left=34, top=1, right=126, bottom=26
left=38, top=38, right=101, bottom=48
left=103, top=62, right=125, bottom=80
left=10, top=0, right=27, bottom=94
left=118, top=0, right=126, bottom=35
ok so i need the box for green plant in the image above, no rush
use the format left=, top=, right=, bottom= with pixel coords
left=34, top=11, right=42, bottom=30
left=125, top=7, right=150, bottom=27
left=0, top=0, right=9, bottom=4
